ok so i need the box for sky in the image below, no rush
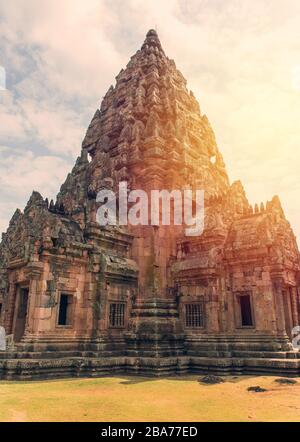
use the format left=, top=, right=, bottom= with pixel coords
left=0, top=0, right=300, bottom=242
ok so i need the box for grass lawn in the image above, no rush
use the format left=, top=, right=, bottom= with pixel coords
left=0, top=375, right=299, bottom=422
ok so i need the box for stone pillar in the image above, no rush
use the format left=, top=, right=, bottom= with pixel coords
left=4, top=280, right=16, bottom=334
left=272, top=280, right=286, bottom=335
left=218, top=275, right=227, bottom=333
left=206, top=282, right=219, bottom=333
left=0, top=326, right=6, bottom=351
left=26, top=262, right=44, bottom=336
left=297, top=287, right=300, bottom=322
left=262, top=285, right=278, bottom=333
left=290, top=286, right=299, bottom=327
left=27, top=279, right=39, bottom=335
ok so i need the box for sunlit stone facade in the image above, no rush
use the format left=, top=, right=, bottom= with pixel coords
left=0, top=30, right=299, bottom=378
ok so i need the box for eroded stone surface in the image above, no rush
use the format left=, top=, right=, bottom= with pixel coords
left=0, top=30, right=299, bottom=378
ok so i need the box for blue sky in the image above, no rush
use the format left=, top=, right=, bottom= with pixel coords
left=0, top=0, right=300, bottom=241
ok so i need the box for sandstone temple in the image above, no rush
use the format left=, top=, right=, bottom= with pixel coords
left=0, top=30, right=300, bottom=379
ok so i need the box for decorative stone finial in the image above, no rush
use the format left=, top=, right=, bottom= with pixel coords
left=142, top=28, right=162, bottom=52
left=146, top=29, right=158, bottom=37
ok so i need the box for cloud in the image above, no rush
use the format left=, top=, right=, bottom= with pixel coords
left=0, top=148, right=72, bottom=233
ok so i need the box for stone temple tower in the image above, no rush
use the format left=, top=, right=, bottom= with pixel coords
left=0, top=30, right=299, bottom=378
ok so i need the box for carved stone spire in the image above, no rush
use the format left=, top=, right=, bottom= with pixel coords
left=77, top=29, right=230, bottom=218
left=141, top=29, right=164, bottom=54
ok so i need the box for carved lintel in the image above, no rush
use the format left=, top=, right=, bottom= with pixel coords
left=25, top=262, right=44, bottom=280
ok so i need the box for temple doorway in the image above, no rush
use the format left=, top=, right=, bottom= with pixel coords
left=13, top=287, right=29, bottom=342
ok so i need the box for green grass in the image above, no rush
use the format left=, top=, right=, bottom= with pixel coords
left=0, top=375, right=299, bottom=422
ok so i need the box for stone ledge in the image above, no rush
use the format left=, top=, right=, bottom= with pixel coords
left=0, top=355, right=299, bottom=380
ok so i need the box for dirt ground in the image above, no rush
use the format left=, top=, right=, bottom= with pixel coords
left=0, top=375, right=299, bottom=422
